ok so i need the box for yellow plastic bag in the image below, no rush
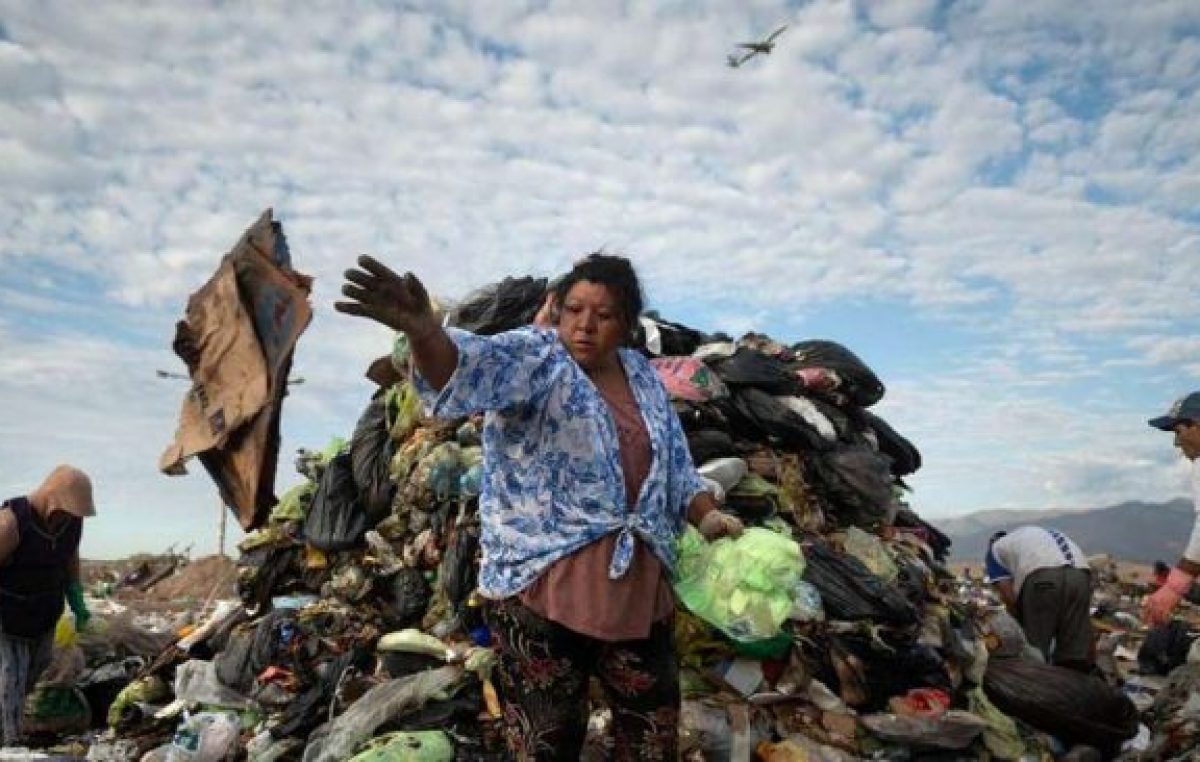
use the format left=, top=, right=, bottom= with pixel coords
left=54, top=613, right=76, bottom=648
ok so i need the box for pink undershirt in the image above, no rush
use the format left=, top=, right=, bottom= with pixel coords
left=519, top=370, right=674, bottom=641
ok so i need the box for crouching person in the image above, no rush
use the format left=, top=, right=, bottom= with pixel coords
left=985, top=526, right=1094, bottom=673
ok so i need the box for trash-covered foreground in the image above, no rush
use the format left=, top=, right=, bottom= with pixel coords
left=11, top=275, right=1196, bottom=761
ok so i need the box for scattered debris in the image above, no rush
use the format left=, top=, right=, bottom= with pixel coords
left=11, top=251, right=1188, bottom=760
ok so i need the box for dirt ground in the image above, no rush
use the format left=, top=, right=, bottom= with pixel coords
left=141, top=554, right=237, bottom=601
left=84, top=554, right=237, bottom=603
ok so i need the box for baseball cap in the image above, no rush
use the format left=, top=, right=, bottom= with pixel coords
left=1148, top=391, right=1200, bottom=431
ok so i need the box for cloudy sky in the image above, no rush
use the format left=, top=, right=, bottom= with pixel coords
left=2, top=1, right=1199, bottom=559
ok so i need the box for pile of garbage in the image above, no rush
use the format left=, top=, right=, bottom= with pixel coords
left=17, top=276, right=1158, bottom=761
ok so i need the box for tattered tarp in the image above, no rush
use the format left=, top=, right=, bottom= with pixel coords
left=159, top=209, right=312, bottom=530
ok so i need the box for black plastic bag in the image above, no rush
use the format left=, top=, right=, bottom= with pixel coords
left=673, top=399, right=732, bottom=433
left=806, top=446, right=893, bottom=526
left=792, top=339, right=885, bottom=407
left=350, top=396, right=397, bottom=522
left=892, top=507, right=953, bottom=561
left=214, top=625, right=255, bottom=692
left=273, top=684, right=325, bottom=740
left=305, top=452, right=368, bottom=551
left=273, top=647, right=372, bottom=739
left=686, top=429, right=737, bottom=465
left=446, top=276, right=547, bottom=335
left=385, top=568, right=432, bottom=628
left=638, top=313, right=718, bottom=356
left=983, top=657, right=1138, bottom=758
left=441, top=524, right=480, bottom=606
left=723, top=475, right=781, bottom=522
left=861, top=410, right=922, bottom=476
left=831, top=633, right=952, bottom=711
left=712, top=348, right=801, bottom=396
left=807, top=396, right=857, bottom=442
left=215, top=610, right=292, bottom=693
left=1138, top=620, right=1195, bottom=676
left=892, top=556, right=930, bottom=608
left=77, top=658, right=143, bottom=729
left=801, top=541, right=918, bottom=625
left=729, top=388, right=830, bottom=451
left=237, top=544, right=299, bottom=613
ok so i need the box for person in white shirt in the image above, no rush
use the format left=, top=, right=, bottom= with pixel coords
left=1142, top=392, right=1200, bottom=625
left=985, top=525, right=1094, bottom=671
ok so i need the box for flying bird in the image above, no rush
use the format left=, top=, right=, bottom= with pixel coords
left=727, top=24, right=788, bottom=67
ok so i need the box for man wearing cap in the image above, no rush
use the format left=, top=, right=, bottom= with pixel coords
left=0, top=465, right=96, bottom=744
left=984, top=526, right=1094, bottom=672
left=1142, top=392, right=1200, bottom=626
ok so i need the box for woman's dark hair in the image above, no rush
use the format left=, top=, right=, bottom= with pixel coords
left=552, top=252, right=644, bottom=339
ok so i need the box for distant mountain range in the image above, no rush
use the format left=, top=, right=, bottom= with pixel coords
left=939, top=498, right=1193, bottom=564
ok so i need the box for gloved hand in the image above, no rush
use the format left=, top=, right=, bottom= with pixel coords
left=698, top=510, right=744, bottom=541
left=1142, top=568, right=1194, bottom=626
left=66, top=580, right=91, bottom=632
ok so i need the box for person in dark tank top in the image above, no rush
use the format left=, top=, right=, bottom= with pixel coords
left=0, top=464, right=96, bottom=745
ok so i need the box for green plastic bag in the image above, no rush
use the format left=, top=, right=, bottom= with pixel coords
left=724, top=473, right=782, bottom=520
left=967, top=686, right=1025, bottom=760
left=347, top=731, right=454, bottom=762
left=320, top=436, right=348, bottom=460
left=272, top=481, right=314, bottom=522
left=108, top=675, right=169, bottom=727
left=24, top=685, right=90, bottom=735
left=673, top=526, right=805, bottom=642
left=388, top=381, right=424, bottom=443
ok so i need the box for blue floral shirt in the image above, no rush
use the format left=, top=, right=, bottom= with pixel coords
left=410, top=326, right=706, bottom=599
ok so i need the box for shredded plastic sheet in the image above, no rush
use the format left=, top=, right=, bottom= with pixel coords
left=842, top=526, right=898, bottom=585
left=301, top=665, right=463, bottom=762
left=860, top=709, right=986, bottom=750
left=173, top=660, right=255, bottom=710
left=77, top=613, right=174, bottom=664
left=968, top=686, right=1025, bottom=760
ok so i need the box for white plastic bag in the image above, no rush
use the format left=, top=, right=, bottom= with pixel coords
left=173, top=660, right=254, bottom=709
left=164, top=711, right=240, bottom=762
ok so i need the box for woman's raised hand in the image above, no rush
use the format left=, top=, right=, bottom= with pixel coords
left=335, top=255, right=438, bottom=337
